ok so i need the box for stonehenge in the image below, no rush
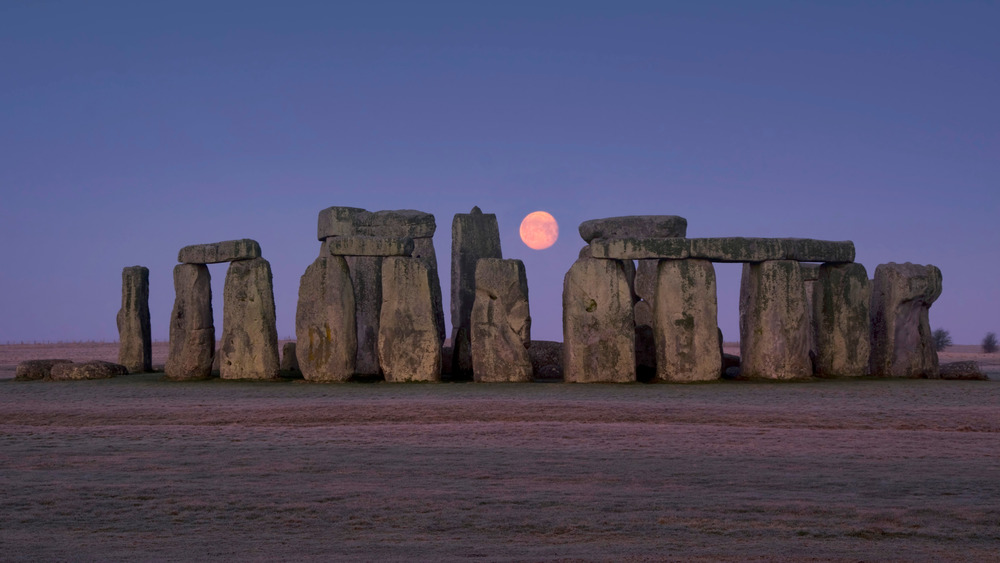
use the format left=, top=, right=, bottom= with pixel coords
left=117, top=265, right=152, bottom=373
left=378, top=257, right=442, bottom=382
left=471, top=258, right=532, bottom=382
left=451, top=207, right=503, bottom=375
left=869, top=262, right=943, bottom=378
left=812, top=263, right=871, bottom=377
left=739, top=260, right=812, bottom=380
left=653, top=259, right=721, bottom=382
left=295, top=254, right=357, bottom=382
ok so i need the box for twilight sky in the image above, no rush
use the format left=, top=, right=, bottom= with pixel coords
left=2, top=1, right=997, bottom=345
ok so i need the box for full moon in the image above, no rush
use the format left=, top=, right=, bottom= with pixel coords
left=519, top=211, right=559, bottom=250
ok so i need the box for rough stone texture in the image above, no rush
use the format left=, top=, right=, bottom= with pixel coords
left=116, top=265, right=152, bottom=373
left=450, top=207, right=502, bottom=375
left=165, top=264, right=215, bottom=381
left=869, top=262, right=943, bottom=378
left=562, top=253, right=636, bottom=383
left=689, top=238, right=855, bottom=263
left=653, top=259, right=722, bottom=382
left=50, top=360, right=128, bottom=380
left=939, top=361, right=988, bottom=381
left=344, top=256, right=381, bottom=376
left=327, top=236, right=414, bottom=257
left=178, top=239, right=261, bottom=264
left=219, top=257, right=280, bottom=380
left=739, top=261, right=812, bottom=379
left=379, top=257, right=443, bottom=382
left=317, top=206, right=367, bottom=240
left=15, top=359, right=73, bottom=381
left=356, top=209, right=437, bottom=238
left=280, top=342, right=299, bottom=372
left=579, top=215, right=688, bottom=243
left=412, top=237, right=446, bottom=344
left=528, top=340, right=564, bottom=379
left=295, top=255, right=357, bottom=382
left=591, top=238, right=690, bottom=260
left=471, top=258, right=532, bottom=382
left=812, top=263, right=871, bottom=377
left=633, top=260, right=658, bottom=379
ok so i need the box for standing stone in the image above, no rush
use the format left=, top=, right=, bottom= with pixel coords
left=739, top=260, right=811, bottom=379
left=800, top=264, right=821, bottom=369
left=813, top=263, right=871, bottom=377
left=563, top=248, right=636, bottom=383
left=280, top=342, right=300, bottom=372
left=653, top=259, right=722, bottom=382
left=295, top=255, right=357, bottom=382
left=471, top=258, right=532, bottom=382
left=117, top=265, right=152, bottom=373
left=379, top=257, right=443, bottom=382
left=344, top=256, right=381, bottom=376
left=451, top=207, right=503, bottom=374
left=165, top=264, right=215, bottom=381
left=633, top=259, right=658, bottom=378
left=219, top=257, right=280, bottom=380
left=412, top=236, right=446, bottom=344
left=869, top=262, right=942, bottom=378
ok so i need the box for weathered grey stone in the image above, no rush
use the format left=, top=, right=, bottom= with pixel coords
left=327, top=236, right=414, bottom=257
left=812, top=263, right=871, bottom=377
left=450, top=207, right=502, bottom=375
left=295, top=255, right=357, bottom=382
left=800, top=264, right=821, bottom=281
left=634, top=260, right=658, bottom=303
left=50, top=360, right=128, bottom=380
left=471, top=258, right=532, bottom=382
left=356, top=209, right=437, bottom=238
left=116, top=265, right=152, bottom=373
left=178, top=239, right=261, bottom=264
left=739, top=261, right=812, bottom=379
left=317, top=206, right=367, bottom=240
left=411, top=237, right=446, bottom=344
left=689, top=237, right=855, bottom=263
left=579, top=215, right=688, bottom=243
left=280, top=342, right=299, bottom=372
left=869, top=262, right=942, bottom=378
left=562, top=254, right=635, bottom=383
left=219, top=257, right=280, bottom=380
left=591, top=238, right=690, bottom=260
left=653, top=259, right=722, bottom=382
left=802, top=267, right=819, bottom=367
left=165, top=264, right=214, bottom=381
left=379, top=257, right=443, bottom=382
left=528, top=340, right=563, bottom=379
left=15, top=359, right=72, bottom=381
left=939, top=361, right=988, bottom=381
left=344, top=256, right=381, bottom=376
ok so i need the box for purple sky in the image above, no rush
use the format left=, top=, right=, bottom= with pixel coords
left=2, top=1, right=997, bottom=345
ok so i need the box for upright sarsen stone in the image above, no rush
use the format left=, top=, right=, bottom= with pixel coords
left=451, top=207, right=502, bottom=374
left=471, top=258, right=532, bottom=382
left=739, top=260, right=811, bottom=379
left=379, top=257, right=443, bottom=382
left=813, top=263, right=871, bottom=377
left=219, top=257, right=280, bottom=380
left=165, top=264, right=214, bottom=380
left=563, top=249, right=635, bottom=383
left=117, top=265, right=152, bottom=373
left=178, top=239, right=261, bottom=264
left=296, top=255, right=357, bottom=381
left=653, top=259, right=721, bottom=382
left=869, top=262, right=942, bottom=378
left=344, top=256, right=381, bottom=376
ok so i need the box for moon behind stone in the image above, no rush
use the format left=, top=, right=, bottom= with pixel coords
left=520, top=211, right=559, bottom=250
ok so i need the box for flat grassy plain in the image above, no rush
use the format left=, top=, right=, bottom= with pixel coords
left=1, top=343, right=998, bottom=561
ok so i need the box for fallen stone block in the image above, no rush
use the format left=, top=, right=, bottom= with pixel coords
left=579, top=215, right=687, bottom=243
left=178, top=239, right=262, bottom=264
left=15, top=359, right=73, bottom=381
left=939, top=361, right=988, bottom=380
left=219, top=257, right=280, bottom=380
left=50, top=360, right=128, bottom=380
left=327, top=236, right=414, bottom=257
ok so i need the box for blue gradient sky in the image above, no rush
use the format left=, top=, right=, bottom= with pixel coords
left=2, top=1, right=997, bottom=344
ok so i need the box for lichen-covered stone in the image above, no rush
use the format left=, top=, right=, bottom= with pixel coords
left=813, top=263, right=871, bottom=377
left=528, top=340, right=563, bottom=379
left=177, top=239, right=261, bottom=264
left=50, top=360, right=128, bottom=380
left=344, top=256, right=381, bottom=376
left=219, top=257, right=280, bottom=380
left=562, top=254, right=635, bottom=383
left=590, top=238, right=690, bottom=260
left=327, top=236, right=414, bottom=257
left=15, top=359, right=72, bottom=381
left=471, top=258, right=532, bottom=382
left=356, top=209, right=437, bottom=238
left=654, top=259, right=722, bottom=382
left=869, top=262, right=942, bottom=378
left=579, top=215, right=688, bottom=243
left=379, top=257, right=442, bottom=382
left=689, top=237, right=855, bottom=263
left=412, top=237, right=446, bottom=344
left=116, top=265, right=152, bottom=373
left=317, top=206, right=367, bottom=240
left=939, top=361, right=987, bottom=380
left=296, top=255, right=357, bottom=382
left=739, top=260, right=812, bottom=379
left=450, top=206, right=502, bottom=375
left=165, top=264, right=214, bottom=381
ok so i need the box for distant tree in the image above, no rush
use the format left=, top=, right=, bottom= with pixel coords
left=983, top=332, right=998, bottom=354
left=932, top=329, right=952, bottom=352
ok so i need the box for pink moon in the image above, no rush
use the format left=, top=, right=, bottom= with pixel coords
left=520, top=211, right=559, bottom=250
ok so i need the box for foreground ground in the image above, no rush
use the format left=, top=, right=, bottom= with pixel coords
left=1, top=343, right=998, bottom=561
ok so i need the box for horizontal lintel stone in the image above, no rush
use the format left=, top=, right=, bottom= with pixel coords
left=317, top=206, right=367, bottom=240
left=327, top=236, right=414, bottom=257
left=579, top=215, right=687, bottom=243
left=178, top=239, right=261, bottom=264
left=590, top=238, right=690, bottom=260
left=591, top=237, right=855, bottom=263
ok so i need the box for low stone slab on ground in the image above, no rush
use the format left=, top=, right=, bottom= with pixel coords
left=327, top=236, right=413, bottom=257
left=15, top=359, right=73, bottom=381
left=939, top=361, right=987, bottom=381
left=178, top=239, right=262, bottom=264
left=49, top=360, right=128, bottom=380
left=578, top=215, right=687, bottom=243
